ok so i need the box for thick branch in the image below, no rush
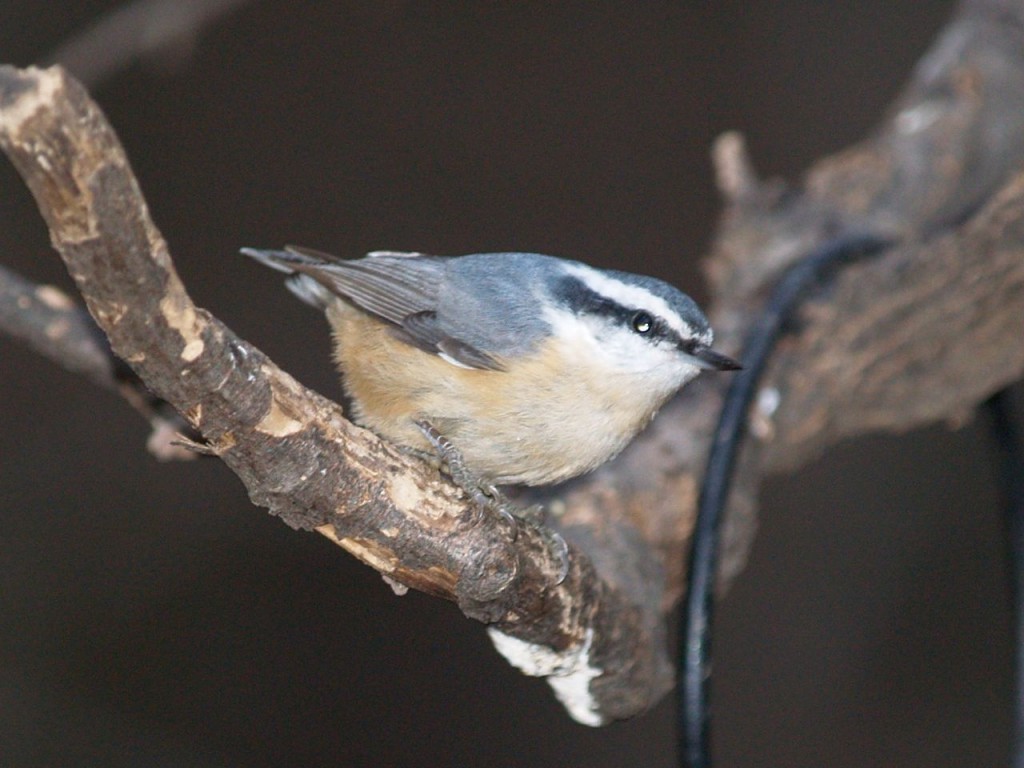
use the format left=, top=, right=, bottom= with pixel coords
left=543, top=0, right=1024, bottom=599
left=0, top=65, right=667, bottom=724
left=702, top=0, right=1024, bottom=580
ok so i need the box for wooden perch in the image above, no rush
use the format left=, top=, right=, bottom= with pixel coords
left=0, top=65, right=671, bottom=725
left=1, top=0, right=1023, bottom=725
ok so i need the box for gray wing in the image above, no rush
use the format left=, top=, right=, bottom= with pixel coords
left=242, top=246, right=505, bottom=371
left=395, top=311, right=504, bottom=370
left=285, top=245, right=444, bottom=324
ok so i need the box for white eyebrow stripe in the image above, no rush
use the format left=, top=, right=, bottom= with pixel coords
left=564, top=264, right=693, bottom=338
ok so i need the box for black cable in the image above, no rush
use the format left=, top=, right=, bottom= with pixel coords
left=986, top=389, right=1024, bottom=768
left=678, top=233, right=892, bottom=768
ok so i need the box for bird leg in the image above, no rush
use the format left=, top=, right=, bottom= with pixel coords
left=413, top=419, right=511, bottom=519
left=413, top=419, right=569, bottom=583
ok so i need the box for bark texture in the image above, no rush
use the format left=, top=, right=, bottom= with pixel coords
left=1, top=0, right=1023, bottom=723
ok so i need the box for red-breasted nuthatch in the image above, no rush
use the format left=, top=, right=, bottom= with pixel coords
left=242, top=246, right=739, bottom=488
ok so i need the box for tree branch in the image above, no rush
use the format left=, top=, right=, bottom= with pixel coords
left=0, top=261, right=201, bottom=460
left=0, top=261, right=114, bottom=388
left=539, top=0, right=1024, bottom=600
left=2, top=0, right=1023, bottom=725
left=0, top=64, right=668, bottom=725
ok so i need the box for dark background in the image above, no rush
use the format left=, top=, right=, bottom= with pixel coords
left=1, top=2, right=1013, bottom=766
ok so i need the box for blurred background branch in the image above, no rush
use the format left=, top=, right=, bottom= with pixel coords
left=47, top=0, right=251, bottom=89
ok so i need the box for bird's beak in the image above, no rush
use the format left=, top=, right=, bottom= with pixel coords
left=688, top=344, right=742, bottom=371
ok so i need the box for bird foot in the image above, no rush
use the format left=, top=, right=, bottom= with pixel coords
left=414, top=419, right=569, bottom=583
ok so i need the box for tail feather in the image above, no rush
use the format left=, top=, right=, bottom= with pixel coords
left=242, top=245, right=434, bottom=311
left=241, top=247, right=334, bottom=309
left=240, top=247, right=304, bottom=273
left=283, top=274, right=332, bottom=308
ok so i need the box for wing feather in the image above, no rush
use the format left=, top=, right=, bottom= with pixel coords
left=244, top=245, right=505, bottom=371
left=395, top=311, right=505, bottom=371
left=284, top=246, right=445, bottom=324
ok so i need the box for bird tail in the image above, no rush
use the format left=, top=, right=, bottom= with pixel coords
left=241, top=246, right=337, bottom=308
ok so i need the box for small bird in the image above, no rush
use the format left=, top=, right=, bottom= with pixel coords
left=242, top=246, right=739, bottom=489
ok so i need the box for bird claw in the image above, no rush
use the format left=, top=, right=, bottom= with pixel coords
left=541, top=526, right=570, bottom=585
left=414, top=419, right=569, bottom=583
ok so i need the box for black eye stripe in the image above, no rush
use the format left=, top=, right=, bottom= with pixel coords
left=552, top=276, right=681, bottom=343
left=553, top=275, right=627, bottom=319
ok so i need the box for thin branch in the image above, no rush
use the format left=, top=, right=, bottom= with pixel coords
left=0, top=261, right=198, bottom=459
left=0, top=261, right=113, bottom=387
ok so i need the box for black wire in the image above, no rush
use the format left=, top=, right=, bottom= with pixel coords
left=986, top=389, right=1024, bottom=768
left=678, top=233, right=892, bottom=768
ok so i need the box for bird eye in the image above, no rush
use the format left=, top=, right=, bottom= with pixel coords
left=631, top=311, right=654, bottom=334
